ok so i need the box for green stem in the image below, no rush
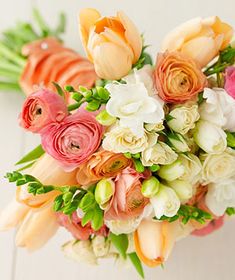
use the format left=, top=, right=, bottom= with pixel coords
left=0, top=69, right=20, bottom=81
left=0, top=82, right=21, bottom=92
left=68, top=98, right=85, bottom=112
left=0, top=59, right=22, bottom=73
left=0, top=42, right=26, bottom=67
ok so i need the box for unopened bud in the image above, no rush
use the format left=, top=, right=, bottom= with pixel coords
left=141, top=176, right=160, bottom=198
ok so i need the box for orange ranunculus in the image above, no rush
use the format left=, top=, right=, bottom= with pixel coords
left=76, top=150, right=132, bottom=186
left=154, top=51, right=207, bottom=103
left=78, top=8, right=142, bottom=80
left=134, top=219, right=193, bottom=267
left=161, top=16, right=233, bottom=68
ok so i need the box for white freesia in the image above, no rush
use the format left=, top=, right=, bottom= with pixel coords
left=92, top=236, right=110, bottom=258
left=201, top=148, right=235, bottom=184
left=199, top=87, right=235, bottom=132
left=150, top=184, right=181, bottom=218
left=205, top=179, right=235, bottom=216
left=167, top=180, right=193, bottom=202
left=62, top=240, right=97, bottom=265
left=168, top=133, right=190, bottom=153
left=167, top=105, right=200, bottom=134
left=178, top=154, right=202, bottom=184
left=141, top=141, right=178, bottom=166
left=158, top=160, right=185, bottom=181
left=102, top=125, right=158, bottom=154
left=194, top=120, right=227, bottom=154
left=105, top=80, right=164, bottom=137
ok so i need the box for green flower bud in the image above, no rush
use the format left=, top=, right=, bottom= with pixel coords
left=167, top=180, right=193, bottom=201
left=124, top=152, right=132, bottom=159
left=86, top=100, right=101, bottom=111
left=141, top=176, right=160, bottom=198
left=95, top=179, right=114, bottom=209
left=132, top=153, right=141, bottom=159
left=133, top=159, right=145, bottom=173
left=63, top=192, right=73, bottom=205
left=226, top=132, right=235, bottom=148
left=158, top=160, right=185, bottom=181
left=64, top=85, right=74, bottom=92
left=72, top=92, right=83, bottom=102
left=96, top=86, right=110, bottom=101
left=149, top=164, right=160, bottom=172
left=96, top=110, right=116, bottom=126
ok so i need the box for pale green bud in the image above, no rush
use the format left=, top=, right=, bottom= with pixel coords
left=168, top=133, right=190, bottom=153
left=167, top=180, right=193, bottom=201
left=95, top=179, right=114, bottom=209
left=96, top=110, right=116, bottom=126
left=158, top=160, right=185, bottom=181
left=141, top=176, right=160, bottom=198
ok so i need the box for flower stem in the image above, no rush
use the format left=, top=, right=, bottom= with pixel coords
left=0, top=42, right=26, bottom=68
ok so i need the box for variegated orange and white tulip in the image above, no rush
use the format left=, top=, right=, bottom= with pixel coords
left=78, top=8, right=142, bottom=80
left=161, top=16, right=233, bottom=67
left=0, top=154, right=78, bottom=251
left=134, top=219, right=193, bottom=267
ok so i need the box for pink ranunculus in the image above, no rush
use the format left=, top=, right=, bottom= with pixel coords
left=105, top=168, right=149, bottom=220
left=19, top=89, right=68, bottom=133
left=57, top=212, right=108, bottom=240
left=225, top=66, right=235, bottom=99
left=41, top=108, right=104, bottom=171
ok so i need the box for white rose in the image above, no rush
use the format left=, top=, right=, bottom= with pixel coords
left=199, top=87, right=235, bottom=132
left=167, top=105, right=200, bottom=134
left=102, top=125, right=158, bottom=154
left=92, top=236, right=110, bottom=258
left=194, top=120, right=227, bottom=154
left=145, top=122, right=164, bottom=132
left=150, top=184, right=180, bottom=218
left=201, top=148, right=235, bottom=184
left=178, top=154, right=202, bottom=184
left=167, top=180, right=193, bottom=202
left=62, top=240, right=97, bottom=265
left=105, top=81, right=164, bottom=137
left=141, top=141, right=177, bottom=166
left=167, top=133, right=190, bottom=153
left=205, top=179, right=235, bottom=216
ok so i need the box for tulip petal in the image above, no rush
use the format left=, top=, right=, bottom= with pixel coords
left=117, top=11, right=142, bottom=63
left=93, top=42, right=133, bottom=80
left=15, top=205, right=59, bottom=251
left=0, top=199, right=29, bottom=231
left=181, top=36, right=218, bottom=67
left=78, top=8, right=101, bottom=60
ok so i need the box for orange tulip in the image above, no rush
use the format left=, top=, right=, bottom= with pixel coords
left=161, top=16, right=233, bottom=67
left=134, top=219, right=193, bottom=267
left=78, top=8, right=142, bottom=80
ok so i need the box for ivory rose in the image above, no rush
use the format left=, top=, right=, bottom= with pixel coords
left=102, top=125, right=158, bottom=154
left=76, top=150, right=132, bottom=185
left=161, top=16, right=233, bottom=67
left=199, top=87, right=235, bottom=132
left=105, top=168, right=149, bottom=220
left=154, top=52, right=207, bottom=103
left=79, top=8, right=142, bottom=80
left=225, top=66, right=235, bottom=99
left=41, top=108, right=104, bottom=171
left=19, top=89, right=68, bottom=133
left=201, top=149, right=235, bottom=184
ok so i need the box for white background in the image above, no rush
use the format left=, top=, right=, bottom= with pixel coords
left=0, top=0, right=235, bottom=279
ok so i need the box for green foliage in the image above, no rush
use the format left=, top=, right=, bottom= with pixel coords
left=128, top=253, right=145, bottom=279
left=133, top=45, right=153, bottom=70
left=226, top=207, right=235, bottom=216
left=15, top=145, right=45, bottom=169
left=109, top=233, right=129, bottom=259
left=154, top=204, right=212, bottom=225
left=226, top=132, right=235, bottom=148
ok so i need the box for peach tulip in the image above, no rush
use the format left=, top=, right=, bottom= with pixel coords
left=78, top=8, right=142, bottom=80
left=161, top=16, right=233, bottom=67
left=134, top=219, right=193, bottom=267
left=0, top=154, right=78, bottom=251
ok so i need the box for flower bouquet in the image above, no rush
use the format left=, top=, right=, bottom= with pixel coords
left=1, top=8, right=235, bottom=278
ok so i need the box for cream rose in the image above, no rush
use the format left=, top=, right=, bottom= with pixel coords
left=201, top=148, right=235, bottom=184
left=141, top=141, right=177, bottom=166
left=194, top=120, right=227, bottom=154
left=167, top=180, right=193, bottom=202
left=102, top=125, right=158, bottom=154
left=178, top=154, right=202, bottom=184
left=205, top=179, right=235, bottom=216
left=199, top=88, right=235, bottom=132
left=167, top=105, right=200, bottom=135
left=92, top=236, right=110, bottom=258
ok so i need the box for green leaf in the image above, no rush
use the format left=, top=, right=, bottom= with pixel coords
left=53, top=194, right=63, bottom=212
left=79, top=192, right=95, bottom=212
left=16, top=145, right=44, bottom=165
left=16, top=161, right=36, bottom=171
left=109, top=233, right=129, bottom=259
left=91, top=207, right=104, bottom=231
left=128, top=253, right=145, bottom=279
left=52, top=82, right=65, bottom=98
left=165, top=114, right=175, bottom=122
left=226, top=207, right=235, bottom=216
left=81, top=210, right=94, bottom=227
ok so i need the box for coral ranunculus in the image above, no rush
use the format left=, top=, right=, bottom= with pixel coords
left=41, top=108, right=104, bottom=171
left=105, top=168, right=149, bottom=220
left=76, top=150, right=132, bottom=185
left=19, top=89, right=68, bottom=133
left=79, top=8, right=142, bottom=80
left=161, top=16, right=233, bottom=68
left=154, top=52, right=207, bottom=103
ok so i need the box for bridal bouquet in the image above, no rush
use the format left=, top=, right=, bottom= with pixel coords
left=1, top=8, right=235, bottom=278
